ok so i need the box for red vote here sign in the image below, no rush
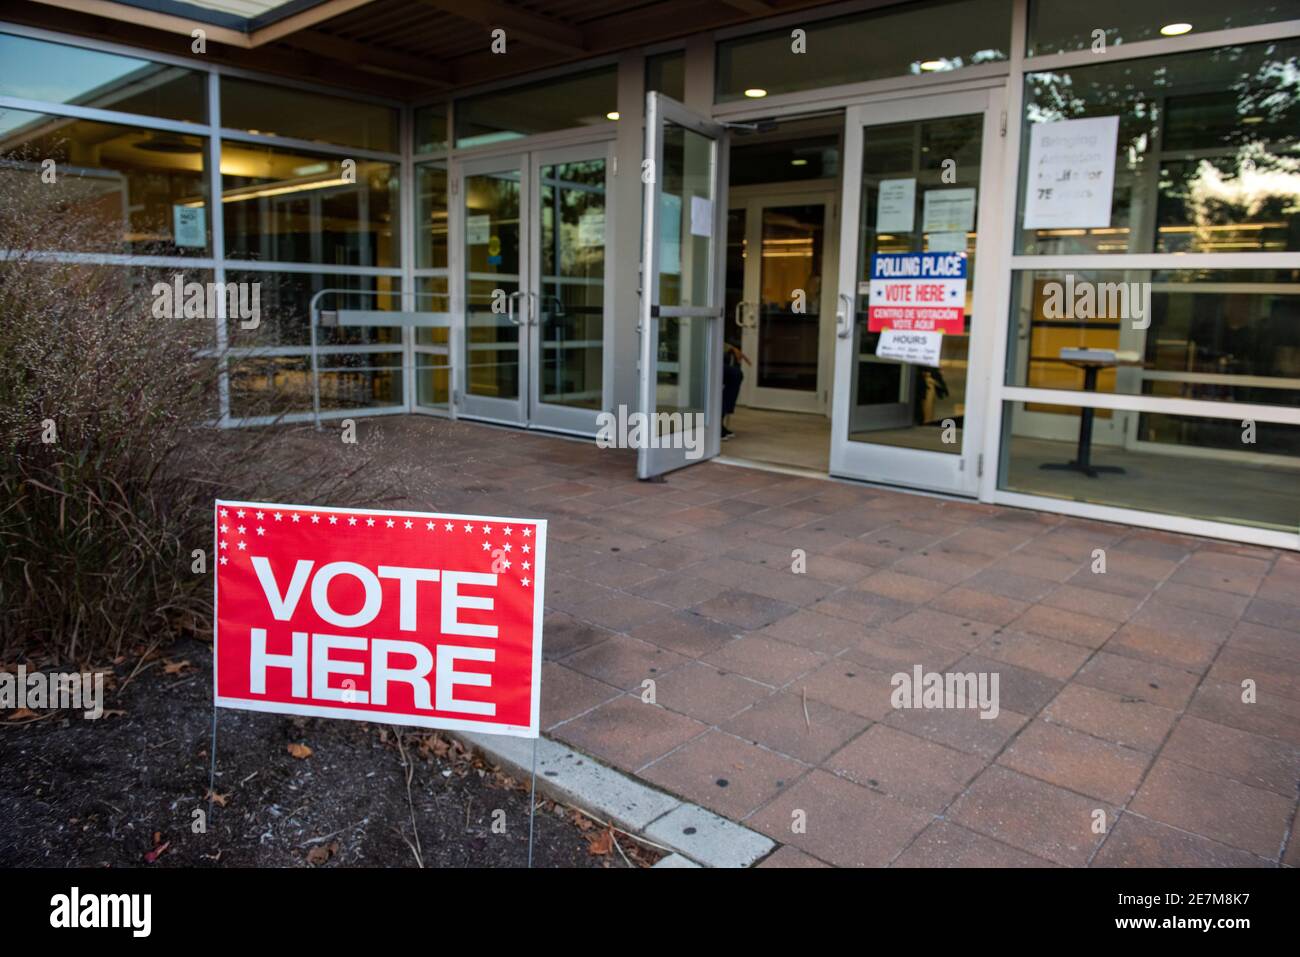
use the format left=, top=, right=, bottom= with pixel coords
left=213, top=501, right=545, bottom=738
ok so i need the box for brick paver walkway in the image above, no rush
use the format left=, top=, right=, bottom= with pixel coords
left=369, top=415, right=1299, bottom=867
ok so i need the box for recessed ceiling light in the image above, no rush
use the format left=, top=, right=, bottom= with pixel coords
left=744, top=88, right=767, bottom=98
left=606, top=111, right=620, bottom=121
left=790, top=158, right=808, bottom=166
left=1160, top=22, right=1192, bottom=36
left=1242, top=115, right=1264, bottom=124
left=919, top=60, right=946, bottom=72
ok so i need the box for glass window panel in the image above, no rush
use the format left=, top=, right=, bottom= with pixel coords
left=715, top=0, right=1011, bottom=103
left=656, top=315, right=710, bottom=431
left=229, top=353, right=404, bottom=417
left=757, top=204, right=824, bottom=392
left=463, top=167, right=521, bottom=399
left=658, top=123, right=715, bottom=308
left=225, top=271, right=401, bottom=348
left=730, top=125, right=839, bottom=187
left=0, top=34, right=206, bottom=122
left=539, top=158, right=606, bottom=411
left=417, top=161, right=448, bottom=269
left=219, top=76, right=397, bottom=152
left=1006, top=270, right=1300, bottom=408
left=414, top=104, right=447, bottom=154
left=415, top=276, right=450, bottom=347
left=1018, top=40, right=1300, bottom=254
left=646, top=51, right=685, bottom=101
left=415, top=276, right=451, bottom=408
left=848, top=114, right=984, bottom=455
left=999, top=400, right=1299, bottom=532
left=0, top=109, right=209, bottom=256
left=1028, top=0, right=1298, bottom=56
left=454, top=68, right=617, bottom=148
left=221, top=141, right=398, bottom=267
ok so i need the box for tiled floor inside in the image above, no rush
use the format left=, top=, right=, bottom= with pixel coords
left=365, top=414, right=1299, bottom=867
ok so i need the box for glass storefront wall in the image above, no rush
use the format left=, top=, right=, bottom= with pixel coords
left=1005, top=29, right=1300, bottom=535
left=0, top=30, right=404, bottom=425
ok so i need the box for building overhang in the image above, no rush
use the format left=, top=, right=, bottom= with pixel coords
left=4, top=0, right=861, bottom=98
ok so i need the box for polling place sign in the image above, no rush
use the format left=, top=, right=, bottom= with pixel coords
left=213, top=501, right=545, bottom=738
left=867, top=252, right=967, bottom=334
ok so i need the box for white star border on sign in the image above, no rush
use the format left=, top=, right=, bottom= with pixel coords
left=217, top=509, right=537, bottom=588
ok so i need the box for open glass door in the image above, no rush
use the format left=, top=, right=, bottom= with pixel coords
left=830, top=89, right=1003, bottom=495
left=637, top=92, right=729, bottom=479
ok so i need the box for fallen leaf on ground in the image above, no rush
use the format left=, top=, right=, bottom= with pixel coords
left=144, top=840, right=170, bottom=864
left=206, top=790, right=230, bottom=807
left=587, top=828, right=614, bottom=856
left=306, top=840, right=339, bottom=866
left=287, top=743, right=313, bottom=759
left=6, top=708, right=37, bottom=721
left=163, top=659, right=192, bottom=675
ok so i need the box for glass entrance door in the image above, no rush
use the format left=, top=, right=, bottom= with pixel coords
left=529, top=145, right=611, bottom=433
left=735, top=194, right=836, bottom=414
left=637, top=92, right=729, bottom=479
left=830, top=89, right=1003, bottom=495
left=457, top=143, right=611, bottom=432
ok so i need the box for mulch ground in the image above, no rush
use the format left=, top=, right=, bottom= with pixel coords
left=0, top=637, right=658, bottom=868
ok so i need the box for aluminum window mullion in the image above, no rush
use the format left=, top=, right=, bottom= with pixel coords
left=216, top=127, right=400, bottom=163
left=0, top=250, right=217, bottom=268
left=1009, top=254, right=1300, bottom=271
left=401, top=99, right=415, bottom=412
left=981, top=0, right=1030, bottom=502
left=227, top=345, right=406, bottom=356
left=999, top=386, right=1300, bottom=425
left=0, top=96, right=211, bottom=135
left=991, top=491, right=1300, bottom=552
left=208, top=69, right=230, bottom=427
left=224, top=261, right=403, bottom=277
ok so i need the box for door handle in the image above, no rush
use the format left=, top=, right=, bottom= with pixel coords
left=506, top=290, right=526, bottom=326
left=836, top=293, right=854, bottom=339
left=733, top=300, right=747, bottom=329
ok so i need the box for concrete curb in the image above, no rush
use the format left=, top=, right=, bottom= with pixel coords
left=459, top=731, right=774, bottom=868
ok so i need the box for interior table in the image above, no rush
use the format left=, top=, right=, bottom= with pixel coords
left=1039, top=354, right=1143, bottom=479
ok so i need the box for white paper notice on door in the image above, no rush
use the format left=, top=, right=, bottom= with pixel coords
left=923, top=188, right=975, bottom=234
left=690, top=195, right=713, bottom=237
left=876, top=328, right=943, bottom=367
left=876, top=178, right=916, bottom=233
left=1022, top=115, right=1119, bottom=229
left=466, top=214, right=490, bottom=245
left=172, top=205, right=205, bottom=248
